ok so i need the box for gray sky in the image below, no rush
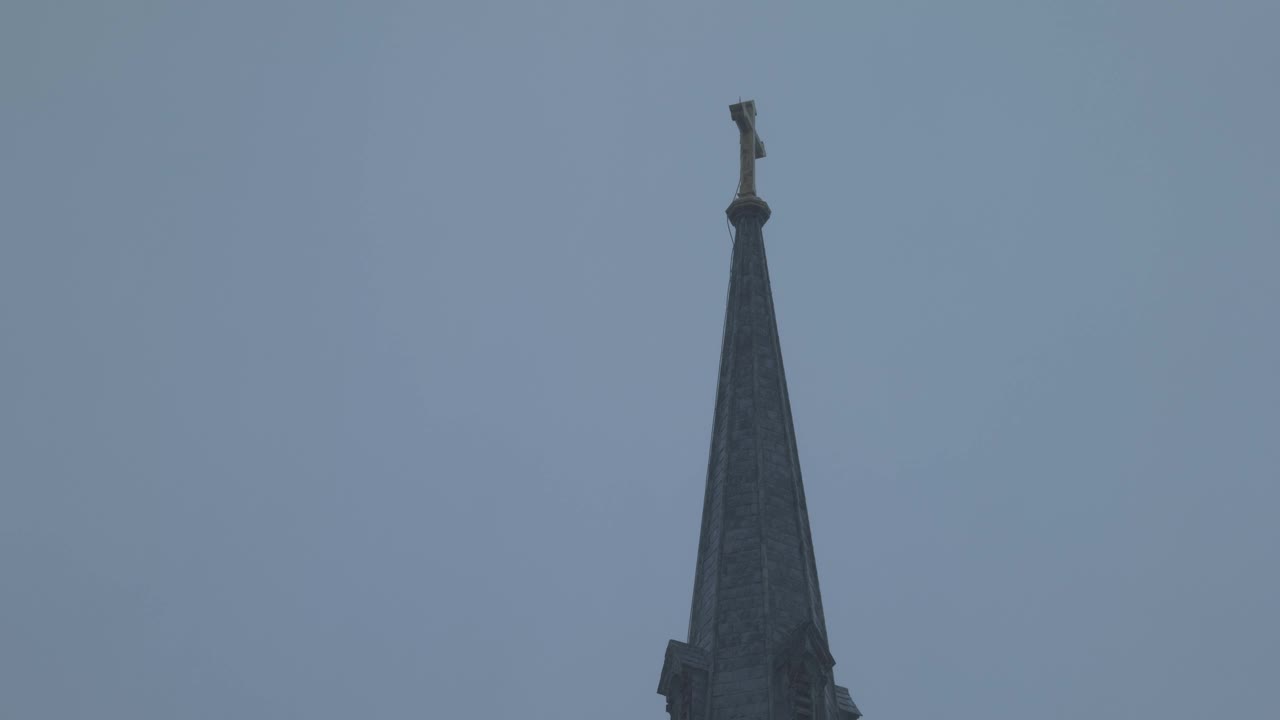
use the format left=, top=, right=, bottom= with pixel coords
left=3, top=2, right=1278, bottom=718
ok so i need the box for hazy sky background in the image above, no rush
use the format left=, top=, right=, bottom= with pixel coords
left=3, top=2, right=1278, bottom=718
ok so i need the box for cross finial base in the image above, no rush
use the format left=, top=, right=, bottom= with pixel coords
left=726, top=195, right=771, bottom=227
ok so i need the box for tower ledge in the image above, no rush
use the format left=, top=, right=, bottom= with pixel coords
left=726, top=195, right=772, bottom=226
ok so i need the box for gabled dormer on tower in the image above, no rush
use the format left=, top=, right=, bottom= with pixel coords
left=657, top=101, right=862, bottom=720
left=658, top=641, right=709, bottom=720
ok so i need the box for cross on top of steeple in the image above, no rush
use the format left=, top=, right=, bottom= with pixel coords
left=730, top=100, right=767, bottom=197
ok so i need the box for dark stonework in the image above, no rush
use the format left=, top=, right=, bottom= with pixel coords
left=658, top=103, right=862, bottom=720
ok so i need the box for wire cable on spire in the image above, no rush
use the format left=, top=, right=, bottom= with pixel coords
left=726, top=175, right=740, bottom=244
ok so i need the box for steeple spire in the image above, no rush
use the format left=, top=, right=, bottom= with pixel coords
left=658, top=102, right=862, bottom=720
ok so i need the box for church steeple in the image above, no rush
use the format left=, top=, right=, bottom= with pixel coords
left=658, top=102, right=862, bottom=720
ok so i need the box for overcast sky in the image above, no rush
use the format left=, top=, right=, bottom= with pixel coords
left=3, top=2, right=1278, bottom=718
